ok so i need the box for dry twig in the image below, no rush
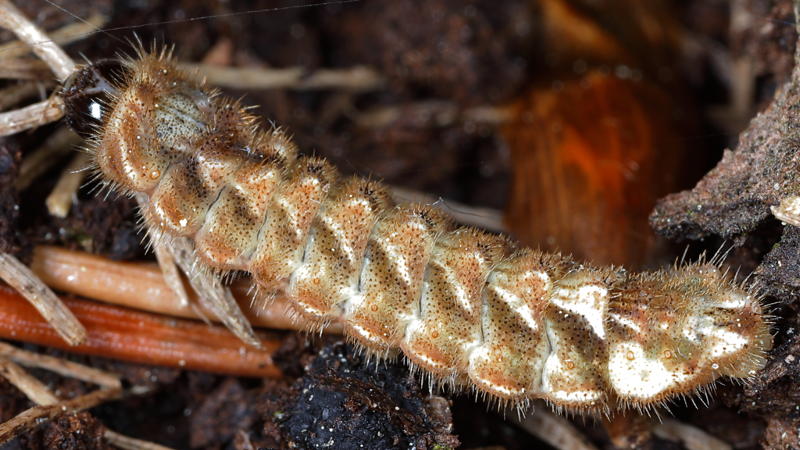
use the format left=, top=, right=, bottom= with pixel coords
left=0, top=253, right=86, bottom=345
left=104, top=429, right=175, bottom=450
left=0, top=0, right=75, bottom=81
left=0, top=342, right=163, bottom=448
left=0, top=356, right=59, bottom=405
left=0, top=95, right=64, bottom=137
left=356, top=100, right=513, bottom=128
left=0, top=13, right=107, bottom=60
left=512, top=407, right=598, bottom=450
left=653, top=419, right=732, bottom=450
left=183, top=63, right=385, bottom=92
left=45, top=152, right=91, bottom=217
left=0, top=386, right=121, bottom=444
left=0, top=0, right=81, bottom=136
left=0, top=341, right=120, bottom=388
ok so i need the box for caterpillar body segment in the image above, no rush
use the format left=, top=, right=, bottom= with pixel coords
left=289, top=176, right=394, bottom=321
left=62, top=49, right=772, bottom=415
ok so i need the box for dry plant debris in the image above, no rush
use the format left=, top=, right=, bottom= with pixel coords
left=0, top=253, right=85, bottom=345
left=0, top=340, right=174, bottom=449
left=0, top=341, right=121, bottom=389
left=0, top=0, right=798, bottom=448
left=0, top=0, right=89, bottom=348
left=0, top=0, right=75, bottom=82
left=652, top=419, right=732, bottom=450
left=45, top=152, right=91, bottom=218
left=0, top=285, right=284, bottom=377
left=512, top=407, right=599, bottom=450
left=182, top=62, right=386, bottom=92
left=0, top=0, right=82, bottom=136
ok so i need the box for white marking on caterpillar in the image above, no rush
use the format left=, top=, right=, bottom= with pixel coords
left=552, top=281, right=608, bottom=340
left=608, top=341, right=692, bottom=401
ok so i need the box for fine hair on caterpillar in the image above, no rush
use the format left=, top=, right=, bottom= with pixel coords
left=58, top=45, right=772, bottom=416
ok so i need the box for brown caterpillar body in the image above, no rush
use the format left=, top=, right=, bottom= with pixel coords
left=63, top=48, right=772, bottom=415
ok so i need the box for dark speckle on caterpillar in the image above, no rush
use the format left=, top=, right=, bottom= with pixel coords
left=60, top=46, right=772, bottom=415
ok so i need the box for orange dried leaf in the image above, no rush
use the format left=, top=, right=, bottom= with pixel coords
left=503, top=72, right=691, bottom=267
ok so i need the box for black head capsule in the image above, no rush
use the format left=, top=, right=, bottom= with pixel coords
left=61, top=59, right=128, bottom=138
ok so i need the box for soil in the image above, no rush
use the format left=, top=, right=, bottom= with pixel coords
left=1, top=0, right=800, bottom=449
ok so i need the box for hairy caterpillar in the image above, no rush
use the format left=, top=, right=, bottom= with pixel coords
left=59, top=47, right=772, bottom=415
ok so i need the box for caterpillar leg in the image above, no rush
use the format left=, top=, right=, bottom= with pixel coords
left=140, top=205, right=261, bottom=348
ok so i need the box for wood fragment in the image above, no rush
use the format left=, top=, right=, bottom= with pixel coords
left=653, top=419, right=732, bottom=450
left=0, top=386, right=121, bottom=444
left=0, top=13, right=107, bottom=61
left=0, top=252, right=86, bottom=345
left=0, top=0, right=88, bottom=137
left=0, top=0, right=75, bottom=82
left=0, top=285, right=284, bottom=377
left=512, top=407, right=599, bottom=450
left=45, top=152, right=91, bottom=218
left=0, top=356, right=58, bottom=405
left=103, top=429, right=175, bottom=450
left=0, top=95, right=64, bottom=137
left=0, top=341, right=120, bottom=389
left=0, top=342, right=153, bottom=449
left=182, top=63, right=385, bottom=92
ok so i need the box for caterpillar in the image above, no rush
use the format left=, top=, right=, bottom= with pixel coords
left=59, top=47, right=772, bottom=415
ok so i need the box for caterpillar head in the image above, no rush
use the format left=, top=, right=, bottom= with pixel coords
left=61, top=59, right=127, bottom=138
left=606, top=264, right=772, bottom=408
